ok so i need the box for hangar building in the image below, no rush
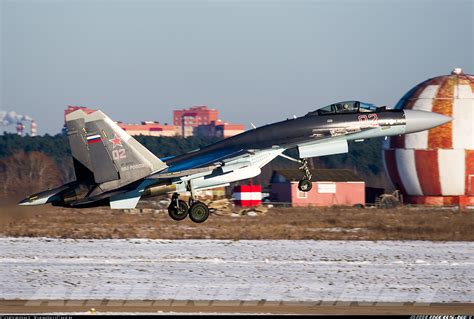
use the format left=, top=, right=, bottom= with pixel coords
left=270, top=169, right=365, bottom=207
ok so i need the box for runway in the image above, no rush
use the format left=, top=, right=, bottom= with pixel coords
left=1, top=300, right=473, bottom=315
left=0, top=238, right=473, bottom=313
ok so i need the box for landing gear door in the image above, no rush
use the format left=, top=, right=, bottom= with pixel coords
left=298, top=139, right=348, bottom=158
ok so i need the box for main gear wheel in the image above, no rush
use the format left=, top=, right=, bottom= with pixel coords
left=168, top=193, right=189, bottom=221
left=188, top=201, right=210, bottom=223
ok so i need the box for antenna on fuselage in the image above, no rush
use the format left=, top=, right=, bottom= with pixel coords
left=250, top=122, right=257, bottom=129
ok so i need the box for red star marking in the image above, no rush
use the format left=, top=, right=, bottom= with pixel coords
left=109, top=133, right=123, bottom=148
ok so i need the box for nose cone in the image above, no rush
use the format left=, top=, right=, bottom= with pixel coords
left=18, top=194, right=49, bottom=206
left=18, top=198, right=30, bottom=206
left=404, top=109, right=452, bottom=134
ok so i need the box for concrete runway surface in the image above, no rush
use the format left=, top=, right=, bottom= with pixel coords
left=0, top=238, right=473, bottom=314
left=1, top=300, right=473, bottom=315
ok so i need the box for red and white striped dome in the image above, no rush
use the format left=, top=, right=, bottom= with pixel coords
left=383, top=68, right=474, bottom=198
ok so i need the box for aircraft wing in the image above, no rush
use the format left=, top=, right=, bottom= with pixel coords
left=149, top=165, right=219, bottom=179
left=153, top=148, right=255, bottom=180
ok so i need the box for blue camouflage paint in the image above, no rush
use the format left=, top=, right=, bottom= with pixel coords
left=164, top=147, right=241, bottom=172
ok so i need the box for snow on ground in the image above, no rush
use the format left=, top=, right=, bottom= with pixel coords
left=0, top=238, right=472, bottom=302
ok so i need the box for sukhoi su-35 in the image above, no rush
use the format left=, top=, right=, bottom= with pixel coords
left=20, top=101, right=451, bottom=223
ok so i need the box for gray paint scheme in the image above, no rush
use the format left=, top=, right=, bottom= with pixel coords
left=165, top=109, right=408, bottom=168
left=19, top=103, right=452, bottom=209
left=64, top=109, right=168, bottom=201
left=85, top=121, right=119, bottom=184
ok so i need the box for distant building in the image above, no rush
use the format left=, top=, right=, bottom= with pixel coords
left=16, top=122, right=25, bottom=136
left=173, top=106, right=244, bottom=138
left=30, top=121, right=37, bottom=137
left=173, top=106, right=218, bottom=137
left=64, top=106, right=177, bottom=137
left=13, top=121, right=37, bottom=137
left=64, top=105, right=244, bottom=138
left=117, top=121, right=177, bottom=137
left=270, top=169, right=365, bottom=207
left=195, top=120, right=246, bottom=138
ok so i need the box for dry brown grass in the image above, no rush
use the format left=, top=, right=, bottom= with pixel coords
left=0, top=203, right=472, bottom=241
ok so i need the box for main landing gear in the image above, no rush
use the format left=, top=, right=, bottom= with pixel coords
left=278, top=153, right=313, bottom=193
left=167, top=181, right=210, bottom=223
left=167, top=193, right=189, bottom=221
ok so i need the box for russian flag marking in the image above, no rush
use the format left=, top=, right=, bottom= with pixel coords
left=87, top=134, right=102, bottom=144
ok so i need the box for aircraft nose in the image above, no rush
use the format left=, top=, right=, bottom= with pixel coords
left=18, top=195, right=47, bottom=206
left=18, top=198, right=31, bottom=206
left=404, top=109, right=452, bottom=134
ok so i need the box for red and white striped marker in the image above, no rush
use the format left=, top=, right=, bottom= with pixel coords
left=383, top=69, right=474, bottom=203
left=233, top=185, right=262, bottom=207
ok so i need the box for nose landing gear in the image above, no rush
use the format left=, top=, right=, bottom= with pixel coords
left=278, top=153, right=314, bottom=193
left=297, top=158, right=313, bottom=192
left=298, top=179, right=312, bottom=192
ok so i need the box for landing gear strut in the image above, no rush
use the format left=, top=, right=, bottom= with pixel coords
left=298, top=158, right=313, bottom=192
left=167, top=182, right=210, bottom=223
left=186, top=180, right=210, bottom=223
left=278, top=153, right=313, bottom=193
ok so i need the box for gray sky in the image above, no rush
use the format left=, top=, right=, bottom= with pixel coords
left=1, top=0, right=473, bottom=135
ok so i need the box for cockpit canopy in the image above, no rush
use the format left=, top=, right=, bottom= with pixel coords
left=306, top=101, right=383, bottom=116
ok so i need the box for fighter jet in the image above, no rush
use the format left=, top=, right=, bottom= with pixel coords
left=19, top=101, right=451, bottom=223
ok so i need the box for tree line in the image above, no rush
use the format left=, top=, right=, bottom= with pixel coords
left=0, top=133, right=391, bottom=197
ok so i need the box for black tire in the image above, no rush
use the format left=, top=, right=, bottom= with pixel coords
left=188, top=201, right=210, bottom=223
left=168, top=199, right=189, bottom=221
left=298, top=179, right=312, bottom=192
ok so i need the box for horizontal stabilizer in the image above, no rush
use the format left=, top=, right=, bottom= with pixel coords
left=109, top=192, right=141, bottom=209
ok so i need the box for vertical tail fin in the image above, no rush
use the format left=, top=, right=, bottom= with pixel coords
left=65, top=109, right=167, bottom=193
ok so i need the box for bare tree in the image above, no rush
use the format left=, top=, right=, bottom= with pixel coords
left=0, top=151, right=62, bottom=197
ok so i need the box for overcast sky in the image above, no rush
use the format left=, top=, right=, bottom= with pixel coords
left=1, top=0, right=473, bottom=135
